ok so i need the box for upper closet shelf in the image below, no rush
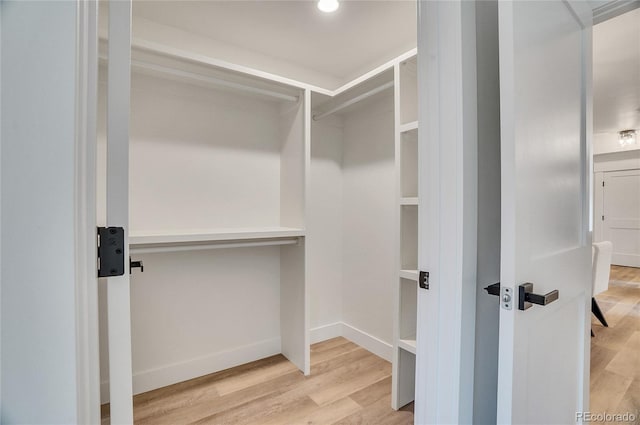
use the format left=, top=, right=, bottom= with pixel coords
left=99, top=40, right=302, bottom=103
left=129, top=227, right=305, bottom=253
left=399, top=121, right=418, bottom=133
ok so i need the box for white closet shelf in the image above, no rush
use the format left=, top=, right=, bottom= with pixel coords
left=129, top=227, right=305, bottom=253
left=400, top=197, right=419, bottom=206
left=399, top=269, right=419, bottom=281
left=398, top=337, right=416, bottom=354
left=399, top=121, right=418, bottom=133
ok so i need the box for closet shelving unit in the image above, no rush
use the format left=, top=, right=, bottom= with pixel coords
left=100, top=26, right=421, bottom=410
left=392, top=55, right=419, bottom=409
left=98, top=39, right=311, bottom=395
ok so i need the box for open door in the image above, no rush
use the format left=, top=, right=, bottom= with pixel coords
left=497, top=1, right=593, bottom=423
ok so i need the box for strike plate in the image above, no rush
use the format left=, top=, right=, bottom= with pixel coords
left=501, top=286, right=513, bottom=310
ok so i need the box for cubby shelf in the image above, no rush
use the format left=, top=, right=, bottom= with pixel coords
left=398, top=337, right=416, bottom=355
left=129, top=227, right=305, bottom=251
left=399, top=121, right=418, bottom=133
left=400, top=197, right=419, bottom=206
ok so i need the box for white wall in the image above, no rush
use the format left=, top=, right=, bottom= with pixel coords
left=594, top=132, right=640, bottom=155
left=1, top=1, right=80, bottom=422
left=97, top=71, right=292, bottom=400
left=308, top=93, right=396, bottom=355
left=309, top=115, right=344, bottom=335
left=98, top=11, right=342, bottom=91
left=341, top=94, right=396, bottom=348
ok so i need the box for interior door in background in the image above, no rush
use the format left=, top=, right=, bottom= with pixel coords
left=603, top=169, right=640, bottom=267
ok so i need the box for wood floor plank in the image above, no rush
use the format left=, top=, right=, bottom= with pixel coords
left=256, top=397, right=361, bottom=425
left=349, top=376, right=393, bottom=407
left=192, top=394, right=317, bottom=425
left=590, top=370, right=634, bottom=415
left=308, top=361, right=391, bottom=406
left=311, top=340, right=362, bottom=366
left=214, top=355, right=299, bottom=396
left=614, top=379, right=640, bottom=421
left=136, top=369, right=305, bottom=425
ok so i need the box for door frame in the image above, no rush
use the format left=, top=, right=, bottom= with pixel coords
left=74, top=0, right=101, bottom=423
left=415, top=0, right=597, bottom=423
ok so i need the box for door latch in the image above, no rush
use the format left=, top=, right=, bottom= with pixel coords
left=130, top=258, right=144, bottom=274
left=518, top=282, right=559, bottom=311
left=97, top=227, right=125, bottom=277
left=419, top=271, right=429, bottom=290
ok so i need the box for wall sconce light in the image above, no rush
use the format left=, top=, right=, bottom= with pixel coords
left=619, top=129, right=637, bottom=147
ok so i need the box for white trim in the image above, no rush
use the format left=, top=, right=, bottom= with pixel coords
left=594, top=150, right=640, bottom=172
left=106, top=1, right=134, bottom=422
left=341, top=323, right=393, bottom=362
left=309, top=322, right=343, bottom=344
left=332, top=49, right=417, bottom=96
left=415, top=2, right=479, bottom=424
left=98, top=322, right=394, bottom=402
left=592, top=0, right=640, bottom=24
left=74, top=1, right=100, bottom=423
left=100, top=337, right=282, bottom=403
left=133, top=39, right=335, bottom=96
left=0, top=3, right=3, bottom=421
left=132, top=38, right=417, bottom=99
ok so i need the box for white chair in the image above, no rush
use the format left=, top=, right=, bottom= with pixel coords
left=592, top=241, right=613, bottom=332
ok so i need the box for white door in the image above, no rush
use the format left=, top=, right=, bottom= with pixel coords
left=603, top=169, right=640, bottom=267
left=497, top=1, right=593, bottom=424
left=103, top=1, right=134, bottom=423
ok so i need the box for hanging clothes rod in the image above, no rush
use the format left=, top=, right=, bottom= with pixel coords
left=129, top=238, right=299, bottom=254
left=313, top=81, right=394, bottom=121
left=132, top=60, right=299, bottom=102
left=99, top=55, right=299, bottom=102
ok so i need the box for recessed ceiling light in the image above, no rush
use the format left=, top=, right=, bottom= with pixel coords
left=318, top=0, right=339, bottom=13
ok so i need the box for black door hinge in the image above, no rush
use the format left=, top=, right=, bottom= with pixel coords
left=97, top=227, right=125, bottom=277
left=419, top=271, right=429, bottom=290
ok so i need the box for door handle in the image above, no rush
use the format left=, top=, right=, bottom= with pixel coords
left=518, top=282, right=559, bottom=311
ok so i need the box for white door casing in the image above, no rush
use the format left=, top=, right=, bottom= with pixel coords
left=105, top=1, right=134, bottom=423
left=497, top=1, right=593, bottom=424
left=602, top=169, right=640, bottom=267
left=415, top=1, right=479, bottom=423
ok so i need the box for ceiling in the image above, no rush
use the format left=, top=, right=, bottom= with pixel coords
left=593, top=7, right=640, bottom=134
left=132, top=0, right=417, bottom=91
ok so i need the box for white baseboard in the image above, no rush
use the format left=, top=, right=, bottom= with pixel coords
left=310, top=322, right=343, bottom=344
left=305, top=321, right=393, bottom=361
left=100, top=337, right=281, bottom=403
left=100, top=323, right=392, bottom=403
left=340, top=322, right=393, bottom=361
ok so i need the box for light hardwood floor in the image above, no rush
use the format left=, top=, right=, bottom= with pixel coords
left=101, top=266, right=639, bottom=424
left=590, top=266, right=640, bottom=423
left=102, top=338, right=414, bottom=425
